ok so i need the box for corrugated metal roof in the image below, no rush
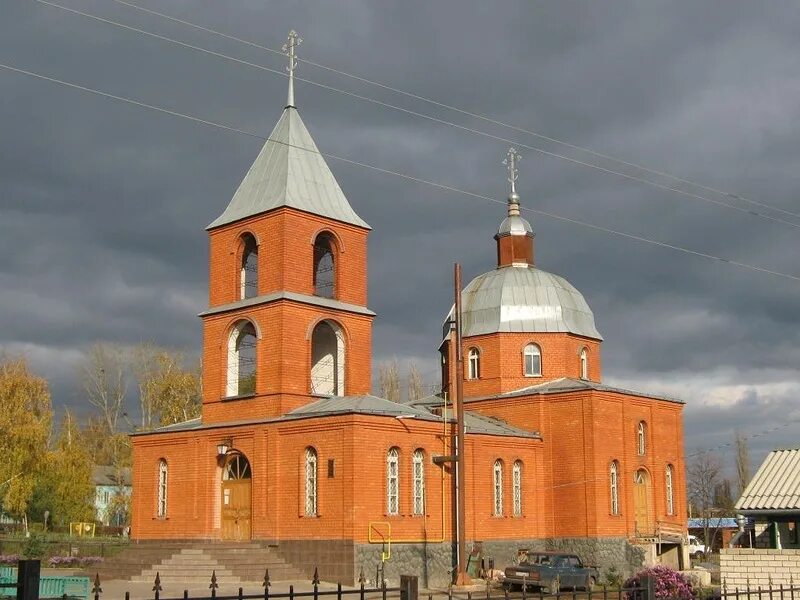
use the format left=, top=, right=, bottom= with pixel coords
left=286, top=394, right=440, bottom=422
left=446, top=266, right=602, bottom=342
left=208, top=107, right=369, bottom=230
left=199, top=290, right=375, bottom=318
left=736, top=448, right=800, bottom=511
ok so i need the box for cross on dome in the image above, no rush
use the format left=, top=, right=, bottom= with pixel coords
left=282, top=30, right=303, bottom=108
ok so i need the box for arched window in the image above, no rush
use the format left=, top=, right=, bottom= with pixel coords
left=240, top=234, right=258, bottom=299
left=223, top=454, right=251, bottom=480
left=305, top=447, right=318, bottom=516
left=467, top=347, right=480, bottom=380
left=313, top=233, right=336, bottom=298
left=157, top=459, right=168, bottom=518
left=523, top=344, right=542, bottom=377
left=226, top=321, right=257, bottom=397
left=493, top=459, right=504, bottom=516
left=637, top=421, right=647, bottom=456
left=387, top=448, right=399, bottom=515
left=665, top=464, right=674, bottom=516
left=580, top=347, right=588, bottom=380
left=512, top=460, right=523, bottom=517
left=610, top=460, right=620, bottom=515
left=412, top=449, right=425, bottom=516
left=310, top=320, right=346, bottom=396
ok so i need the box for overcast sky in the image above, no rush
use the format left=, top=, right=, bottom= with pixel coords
left=2, top=1, right=799, bottom=476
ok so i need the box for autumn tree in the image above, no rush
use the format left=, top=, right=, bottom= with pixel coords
left=735, top=430, right=751, bottom=496
left=378, top=359, right=401, bottom=401
left=43, top=411, right=95, bottom=525
left=133, top=346, right=201, bottom=428
left=407, top=362, right=425, bottom=402
left=81, top=343, right=127, bottom=434
left=0, top=357, right=52, bottom=519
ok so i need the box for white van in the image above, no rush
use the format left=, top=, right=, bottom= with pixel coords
left=688, top=535, right=708, bottom=559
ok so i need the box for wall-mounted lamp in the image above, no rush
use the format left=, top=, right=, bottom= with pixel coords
left=216, top=438, right=233, bottom=457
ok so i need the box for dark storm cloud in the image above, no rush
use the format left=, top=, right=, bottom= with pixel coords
left=2, top=0, right=799, bottom=469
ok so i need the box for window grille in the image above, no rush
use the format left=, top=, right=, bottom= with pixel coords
left=305, top=448, right=318, bottom=516
left=387, top=448, right=399, bottom=515
left=610, top=460, right=619, bottom=515
left=468, top=348, right=480, bottom=380
left=227, top=321, right=257, bottom=397
left=240, top=235, right=258, bottom=300
left=493, top=460, right=503, bottom=516
left=157, top=459, right=168, bottom=518
left=512, top=460, right=523, bottom=517
left=313, top=234, right=335, bottom=298
left=665, top=464, right=674, bottom=515
left=637, top=422, right=647, bottom=456
left=412, top=449, right=425, bottom=516
left=523, top=344, right=541, bottom=377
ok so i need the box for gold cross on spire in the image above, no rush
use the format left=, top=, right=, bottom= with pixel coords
left=282, top=30, right=302, bottom=107
left=503, top=147, right=522, bottom=196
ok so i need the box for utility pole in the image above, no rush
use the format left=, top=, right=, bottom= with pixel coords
left=453, top=263, right=471, bottom=586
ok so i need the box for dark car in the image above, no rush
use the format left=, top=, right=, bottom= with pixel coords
left=503, top=552, right=598, bottom=593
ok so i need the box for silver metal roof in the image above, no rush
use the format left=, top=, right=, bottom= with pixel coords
left=199, top=290, right=375, bottom=318
left=464, top=377, right=683, bottom=404
left=736, top=448, right=800, bottom=512
left=286, top=395, right=440, bottom=422
left=498, top=215, right=533, bottom=236
left=208, top=107, right=369, bottom=230
left=449, top=265, right=602, bottom=341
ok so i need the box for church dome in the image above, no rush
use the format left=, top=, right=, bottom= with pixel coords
left=457, top=265, right=602, bottom=340
left=497, top=215, right=533, bottom=236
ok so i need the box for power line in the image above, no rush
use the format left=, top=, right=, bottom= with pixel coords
left=2, top=61, right=800, bottom=285
left=106, top=0, right=800, bottom=223
left=33, top=0, right=800, bottom=232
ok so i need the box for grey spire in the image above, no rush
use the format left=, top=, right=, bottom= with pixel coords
left=207, top=105, right=369, bottom=230
left=498, top=147, right=532, bottom=236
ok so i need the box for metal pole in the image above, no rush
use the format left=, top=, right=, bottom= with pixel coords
left=454, top=263, right=471, bottom=586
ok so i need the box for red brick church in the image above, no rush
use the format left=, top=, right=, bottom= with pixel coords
left=130, top=43, right=688, bottom=585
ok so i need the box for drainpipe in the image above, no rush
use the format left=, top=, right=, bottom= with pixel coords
left=728, top=514, right=746, bottom=548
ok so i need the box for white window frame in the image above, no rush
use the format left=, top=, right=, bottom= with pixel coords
left=412, top=449, right=425, bottom=516
left=580, top=347, right=588, bottom=380
left=512, top=460, right=523, bottom=517
left=523, top=344, right=542, bottom=377
left=493, top=460, right=504, bottom=516
left=157, top=459, right=168, bottom=518
left=468, top=348, right=480, bottom=380
left=387, top=447, right=399, bottom=516
left=305, top=447, right=318, bottom=516
left=665, top=464, right=674, bottom=515
left=638, top=421, right=647, bottom=456
left=610, top=460, right=619, bottom=516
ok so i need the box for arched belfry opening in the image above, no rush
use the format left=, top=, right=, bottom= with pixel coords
left=240, top=234, right=258, bottom=299
left=310, top=320, right=345, bottom=396
left=313, top=233, right=336, bottom=298
left=227, top=321, right=257, bottom=397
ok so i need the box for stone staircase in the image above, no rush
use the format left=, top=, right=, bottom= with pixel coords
left=93, top=543, right=306, bottom=584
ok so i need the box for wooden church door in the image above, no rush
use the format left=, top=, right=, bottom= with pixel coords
left=633, top=469, right=652, bottom=535
left=221, top=454, right=252, bottom=540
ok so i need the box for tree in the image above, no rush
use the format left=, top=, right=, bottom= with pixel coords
left=133, top=346, right=201, bottom=428
left=82, top=416, right=131, bottom=468
left=44, top=411, right=95, bottom=525
left=407, top=362, right=425, bottom=402
left=687, top=448, right=724, bottom=551
left=81, top=343, right=127, bottom=434
left=0, top=357, right=52, bottom=519
left=735, top=430, right=751, bottom=496
left=378, top=359, right=401, bottom=401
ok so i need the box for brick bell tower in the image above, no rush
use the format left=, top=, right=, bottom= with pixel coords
left=200, top=32, right=373, bottom=423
